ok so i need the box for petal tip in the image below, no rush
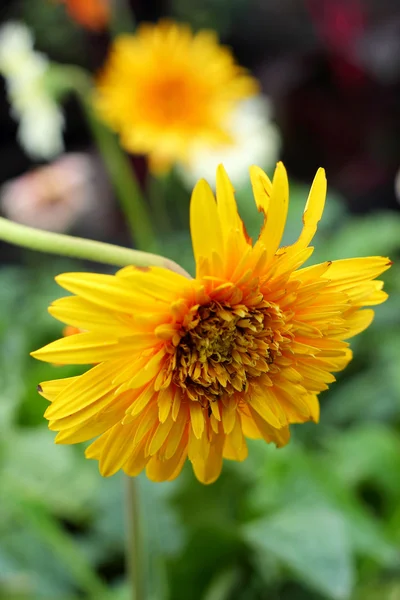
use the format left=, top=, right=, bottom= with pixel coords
left=216, top=163, right=228, bottom=176
left=192, top=178, right=213, bottom=197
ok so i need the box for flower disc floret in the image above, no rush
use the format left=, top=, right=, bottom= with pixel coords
left=168, top=295, right=288, bottom=407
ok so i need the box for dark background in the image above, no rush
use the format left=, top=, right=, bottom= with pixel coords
left=1, top=0, right=400, bottom=212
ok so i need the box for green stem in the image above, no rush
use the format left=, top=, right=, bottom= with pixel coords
left=82, top=102, right=157, bottom=252
left=59, top=66, right=156, bottom=251
left=126, top=477, right=145, bottom=600
left=147, top=172, right=173, bottom=235
left=0, top=217, right=190, bottom=276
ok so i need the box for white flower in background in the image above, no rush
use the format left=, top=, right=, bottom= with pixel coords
left=177, top=96, right=281, bottom=189
left=0, top=22, right=64, bottom=160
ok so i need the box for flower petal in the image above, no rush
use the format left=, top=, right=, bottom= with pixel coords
left=191, top=431, right=225, bottom=484
left=38, top=376, right=80, bottom=402
left=31, top=332, right=127, bottom=365
left=248, top=405, right=290, bottom=448
left=215, top=164, right=250, bottom=257
left=49, top=296, right=134, bottom=336
left=253, top=162, right=289, bottom=258
left=55, top=272, right=166, bottom=313
left=291, top=167, right=326, bottom=252
left=190, top=179, right=223, bottom=274
left=44, top=360, right=125, bottom=419
left=99, top=420, right=146, bottom=476
left=146, top=446, right=187, bottom=482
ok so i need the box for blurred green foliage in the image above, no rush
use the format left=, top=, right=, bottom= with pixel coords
left=0, top=179, right=399, bottom=600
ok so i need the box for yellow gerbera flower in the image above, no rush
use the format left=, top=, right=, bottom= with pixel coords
left=32, top=163, right=391, bottom=484
left=93, top=20, right=259, bottom=172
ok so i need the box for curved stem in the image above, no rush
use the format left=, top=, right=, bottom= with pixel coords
left=55, top=65, right=157, bottom=251
left=125, top=477, right=145, bottom=600
left=0, top=217, right=190, bottom=276
left=82, top=101, right=157, bottom=252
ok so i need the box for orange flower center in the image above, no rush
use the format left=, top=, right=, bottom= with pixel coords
left=167, top=299, right=288, bottom=408
left=139, top=74, right=208, bottom=128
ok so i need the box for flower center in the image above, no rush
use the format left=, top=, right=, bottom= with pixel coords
left=170, top=300, right=286, bottom=407
left=141, top=73, right=207, bottom=127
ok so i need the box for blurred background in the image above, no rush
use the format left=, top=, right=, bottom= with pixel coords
left=1, top=1, right=400, bottom=599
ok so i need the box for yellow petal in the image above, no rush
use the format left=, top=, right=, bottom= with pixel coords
left=215, top=165, right=249, bottom=257
left=256, top=162, right=289, bottom=258
left=295, top=261, right=332, bottom=283
left=49, top=296, right=134, bottom=337
left=248, top=406, right=290, bottom=448
left=273, top=381, right=312, bottom=423
left=188, top=425, right=210, bottom=463
left=190, top=179, right=223, bottom=273
left=191, top=431, right=224, bottom=485
left=53, top=392, right=130, bottom=443
left=124, top=383, right=156, bottom=418
left=215, top=165, right=242, bottom=234
left=239, top=406, right=262, bottom=439
left=163, top=408, right=188, bottom=460
left=31, top=332, right=125, bottom=365
left=325, top=257, right=392, bottom=284
left=85, top=431, right=110, bottom=460
left=55, top=272, right=164, bottom=313
left=123, top=433, right=152, bottom=477
left=38, top=376, right=80, bottom=402
left=341, top=309, right=375, bottom=339
left=148, top=417, right=175, bottom=455
left=99, top=421, right=144, bottom=476
left=166, top=449, right=189, bottom=481
left=291, top=168, right=326, bottom=252
left=221, top=395, right=237, bottom=434
left=133, top=401, right=159, bottom=445
left=50, top=389, right=126, bottom=430
left=126, top=347, right=166, bottom=389
left=190, top=401, right=205, bottom=439
left=55, top=421, right=110, bottom=445
left=146, top=446, right=187, bottom=482
left=157, top=386, right=174, bottom=422
left=172, top=389, right=182, bottom=421
left=247, top=390, right=283, bottom=429
left=249, top=165, right=272, bottom=215
left=116, top=266, right=191, bottom=301
left=223, top=417, right=248, bottom=461
left=44, top=360, right=123, bottom=419
left=117, top=265, right=190, bottom=289
left=306, top=394, right=320, bottom=423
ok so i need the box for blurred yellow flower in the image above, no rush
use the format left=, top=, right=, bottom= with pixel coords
left=32, top=163, right=390, bottom=484
left=93, top=21, right=259, bottom=172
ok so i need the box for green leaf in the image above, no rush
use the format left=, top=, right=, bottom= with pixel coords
left=202, top=567, right=240, bottom=600
left=244, top=506, right=354, bottom=599
left=17, top=500, right=108, bottom=598
left=2, top=428, right=99, bottom=519
left=326, top=424, right=400, bottom=503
